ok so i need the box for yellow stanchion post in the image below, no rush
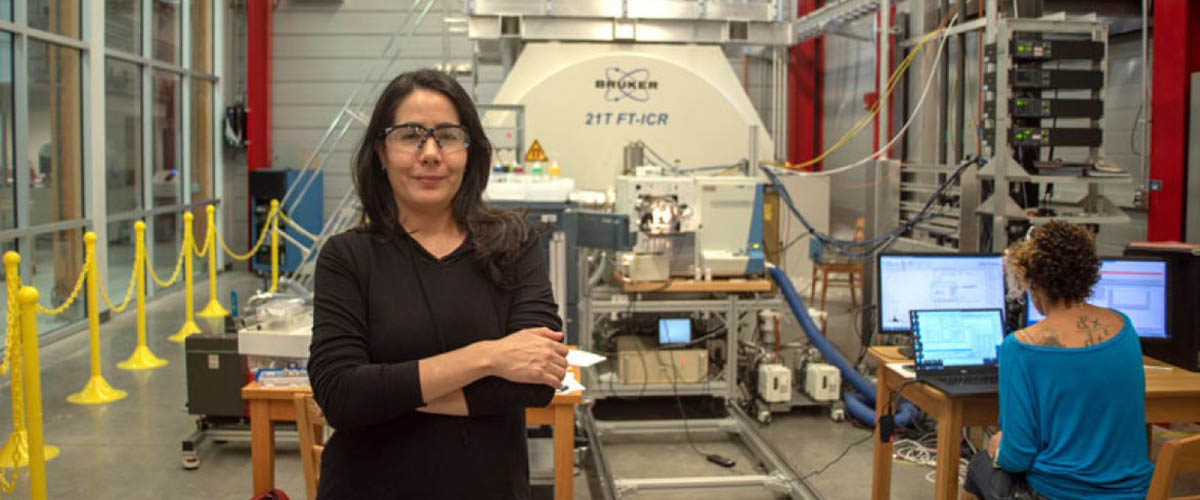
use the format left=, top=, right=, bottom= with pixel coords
left=17, top=286, right=47, bottom=500
left=197, top=205, right=229, bottom=319
left=167, top=213, right=202, bottom=343
left=118, top=221, right=167, bottom=371
left=269, top=199, right=279, bottom=294
left=0, top=252, right=58, bottom=468
left=66, top=233, right=127, bottom=405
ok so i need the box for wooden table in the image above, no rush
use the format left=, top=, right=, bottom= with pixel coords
left=867, top=346, right=1200, bottom=500
left=242, top=378, right=582, bottom=500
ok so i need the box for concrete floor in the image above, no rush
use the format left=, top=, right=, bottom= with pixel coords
left=0, top=264, right=1192, bottom=499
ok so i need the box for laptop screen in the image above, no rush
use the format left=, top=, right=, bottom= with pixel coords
left=911, top=309, right=1006, bottom=370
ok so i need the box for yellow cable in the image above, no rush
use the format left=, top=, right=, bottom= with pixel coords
left=789, top=27, right=944, bottom=170
left=35, top=250, right=91, bottom=316
left=219, top=209, right=276, bottom=261
left=148, top=234, right=187, bottom=288
left=99, top=248, right=142, bottom=313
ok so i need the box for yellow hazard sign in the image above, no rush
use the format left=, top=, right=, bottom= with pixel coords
left=524, top=140, right=549, bottom=162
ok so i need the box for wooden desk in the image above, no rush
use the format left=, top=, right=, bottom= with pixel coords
left=867, top=346, right=1200, bottom=500
left=242, top=378, right=582, bottom=500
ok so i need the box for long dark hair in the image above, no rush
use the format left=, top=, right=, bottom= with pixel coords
left=352, top=69, right=530, bottom=288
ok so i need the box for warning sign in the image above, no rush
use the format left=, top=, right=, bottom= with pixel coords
left=524, top=140, right=549, bottom=162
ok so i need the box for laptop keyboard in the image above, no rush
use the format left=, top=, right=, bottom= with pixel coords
left=937, top=374, right=998, bottom=386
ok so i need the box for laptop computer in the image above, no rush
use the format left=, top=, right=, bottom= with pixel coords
left=910, top=308, right=1006, bottom=396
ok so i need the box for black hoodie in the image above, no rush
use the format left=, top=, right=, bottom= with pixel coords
left=308, top=228, right=560, bottom=499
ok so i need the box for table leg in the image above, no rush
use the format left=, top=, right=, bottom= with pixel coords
left=250, top=399, right=275, bottom=495
left=871, top=364, right=892, bottom=500
left=935, top=401, right=964, bottom=500
left=553, top=406, right=574, bottom=500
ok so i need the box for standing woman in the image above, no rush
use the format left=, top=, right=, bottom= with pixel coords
left=308, top=69, right=569, bottom=499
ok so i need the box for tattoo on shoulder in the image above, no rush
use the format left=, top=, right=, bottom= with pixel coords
left=1021, top=329, right=1064, bottom=347
left=1076, top=315, right=1114, bottom=346
left=1036, top=332, right=1065, bottom=347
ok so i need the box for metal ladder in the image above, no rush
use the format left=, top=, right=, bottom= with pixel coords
left=273, top=0, right=440, bottom=292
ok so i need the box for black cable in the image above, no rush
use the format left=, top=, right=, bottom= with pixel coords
left=800, top=433, right=873, bottom=480
left=760, top=156, right=982, bottom=260
left=659, top=349, right=717, bottom=461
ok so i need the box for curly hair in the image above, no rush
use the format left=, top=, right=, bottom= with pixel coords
left=1004, top=220, right=1100, bottom=306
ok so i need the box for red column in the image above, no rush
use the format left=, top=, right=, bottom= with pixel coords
left=872, top=7, right=896, bottom=156
left=247, top=0, right=273, bottom=171
left=789, top=0, right=823, bottom=169
left=1148, top=1, right=1199, bottom=241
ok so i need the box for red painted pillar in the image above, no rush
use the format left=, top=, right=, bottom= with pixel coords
left=789, top=0, right=823, bottom=170
left=872, top=7, right=896, bottom=156
left=247, top=0, right=272, bottom=171
left=1148, top=1, right=1199, bottom=241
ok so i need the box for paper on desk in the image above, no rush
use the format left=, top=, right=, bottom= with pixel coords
left=887, top=362, right=917, bottom=380
left=567, top=349, right=605, bottom=367
left=558, top=372, right=586, bottom=393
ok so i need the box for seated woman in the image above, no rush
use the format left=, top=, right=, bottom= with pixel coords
left=964, top=220, right=1153, bottom=500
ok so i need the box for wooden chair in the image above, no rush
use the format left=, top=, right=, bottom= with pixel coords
left=1147, top=433, right=1200, bottom=500
left=293, top=393, right=328, bottom=500
left=808, top=219, right=866, bottom=331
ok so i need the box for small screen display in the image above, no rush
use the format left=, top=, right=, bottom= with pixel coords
left=658, top=318, right=691, bottom=345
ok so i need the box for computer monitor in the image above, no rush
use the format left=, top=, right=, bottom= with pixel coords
left=1025, top=257, right=1169, bottom=339
left=878, top=253, right=1007, bottom=333
left=658, top=318, right=692, bottom=345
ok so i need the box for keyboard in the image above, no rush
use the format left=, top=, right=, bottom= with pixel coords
left=933, top=374, right=998, bottom=386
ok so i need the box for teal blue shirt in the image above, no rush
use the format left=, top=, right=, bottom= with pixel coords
left=997, top=312, right=1153, bottom=499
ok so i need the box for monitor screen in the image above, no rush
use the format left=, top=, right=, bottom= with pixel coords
left=878, top=254, right=1007, bottom=333
left=911, top=309, right=1005, bottom=369
left=658, top=318, right=692, bottom=345
left=1025, top=258, right=1169, bottom=338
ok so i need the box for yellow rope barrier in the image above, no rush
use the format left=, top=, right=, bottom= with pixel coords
left=218, top=207, right=277, bottom=261
left=148, top=233, right=187, bottom=289
left=0, top=254, right=23, bottom=493
left=193, top=214, right=213, bottom=258
left=34, top=250, right=91, bottom=316
left=99, top=243, right=142, bottom=313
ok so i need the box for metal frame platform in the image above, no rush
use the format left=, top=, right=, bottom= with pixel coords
left=577, top=250, right=820, bottom=498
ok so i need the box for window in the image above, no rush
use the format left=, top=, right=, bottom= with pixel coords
left=152, top=0, right=179, bottom=63
left=0, top=32, right=14, bottom=231
left=28, top=0, right=81, bottom=38
left=105, top=59, right=142, bottom=215
left=105, top=0, right=142, bottom=54
left=27, top=40, right=82, bottom=225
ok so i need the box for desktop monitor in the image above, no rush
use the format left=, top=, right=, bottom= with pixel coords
left=878, top=253, right=1007, bottom=333
left=658, top=318, right=692, bottom=345
left=1025, top=257, right=1169, bottom=339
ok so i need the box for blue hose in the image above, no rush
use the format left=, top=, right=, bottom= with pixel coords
left=767, top=266, right=917, bottom=427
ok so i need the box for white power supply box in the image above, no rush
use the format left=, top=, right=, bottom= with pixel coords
left=804, top=363, right=841, bottom=402
left=757, top=364, right=792, bottom=403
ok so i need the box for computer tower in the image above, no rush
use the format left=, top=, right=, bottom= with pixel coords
left=184, top=334, right=248, bottom=417
left=249, top=169, right=323, bottom=274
